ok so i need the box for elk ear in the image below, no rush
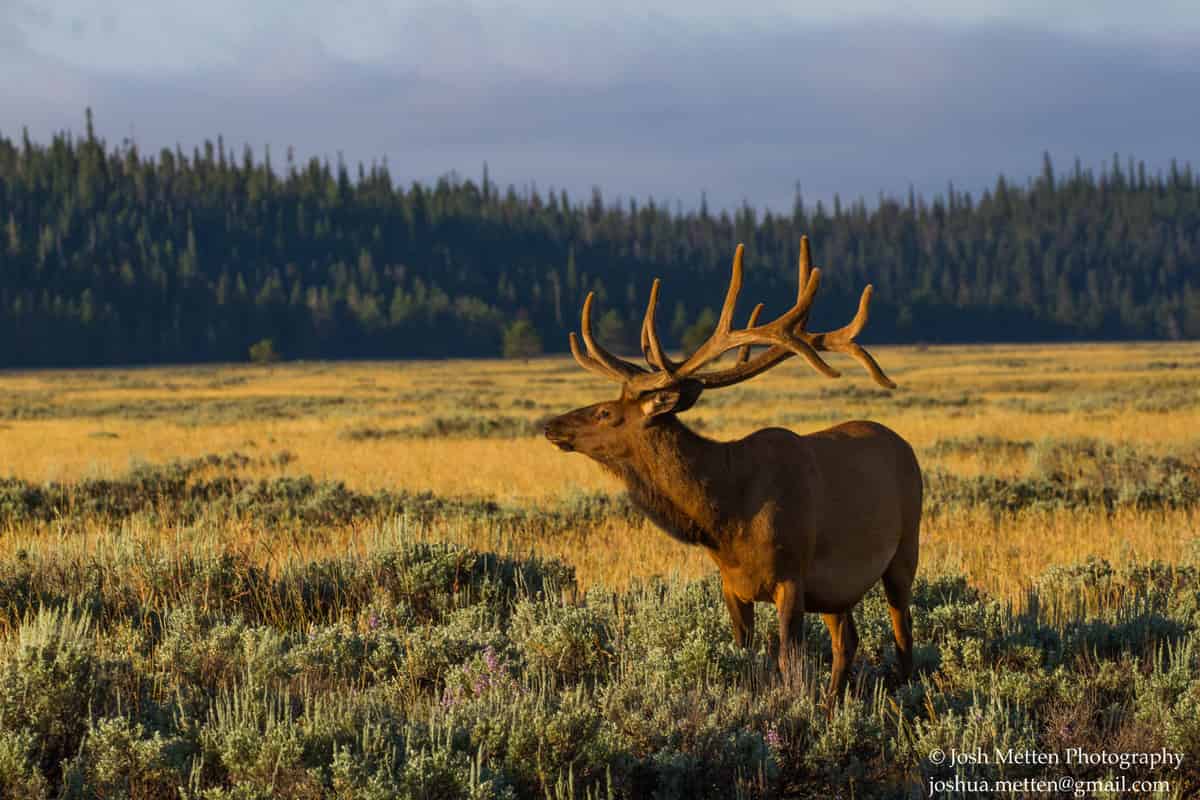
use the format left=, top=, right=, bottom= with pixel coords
left=639, top=380, right=703, bottom=419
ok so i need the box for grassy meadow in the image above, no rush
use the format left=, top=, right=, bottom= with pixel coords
left=1, top=342, right=1199, bottom=797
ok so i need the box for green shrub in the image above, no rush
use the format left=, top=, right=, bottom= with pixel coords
left=60, top=717, right=189, bottom=799
left=248, top=339, right=280, bottom=364
left=0, top=728, right=49, bottom=800
left=4, top=474, right=1200, bottom=797
left=0, top=606, right=102, bottom=778
left=501, top=320, right=542, bottom=360
left=510, top=596, right=611, bottom=683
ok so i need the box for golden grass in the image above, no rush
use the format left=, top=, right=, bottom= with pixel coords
left=2, top=341, right=1199, bottom=601
left=2, top=504, right=1194, bottom=605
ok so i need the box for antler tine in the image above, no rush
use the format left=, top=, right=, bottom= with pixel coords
left=807, top=284, right=897, bottom=388
left=819, top=284, right=872, bottom=345
left=641, top=278, right=680, bottom=373
left=569, top=332, right=617, bottom=380
left=796, top=236, right=815, bottom=328
left=798, top=236, right=812, bottom=301
left=639, top=281, right=655, bottom=360
left=735, top=303, right=764, bottom=365
left=716, top=244, right=745, bottom=333
left=786, top=263, right=823, bottom=328
left=572, top=292, right=647, bottom=383
left=842, top=342, right=896, bottom=389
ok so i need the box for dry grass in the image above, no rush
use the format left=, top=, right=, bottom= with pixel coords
left=2, top=341, right=1199, bottom=600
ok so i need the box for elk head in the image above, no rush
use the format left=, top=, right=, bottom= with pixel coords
left=544, top=236, right=896, bottom=462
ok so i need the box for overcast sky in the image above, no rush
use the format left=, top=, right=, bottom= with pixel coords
left=2, top=1, right=1198, bottom=212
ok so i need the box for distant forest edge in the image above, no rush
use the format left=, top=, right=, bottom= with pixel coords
left=1, top=111, right=1199, bottom=367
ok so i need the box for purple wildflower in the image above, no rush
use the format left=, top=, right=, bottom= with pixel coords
left=765, top=725, right=782, bottom=750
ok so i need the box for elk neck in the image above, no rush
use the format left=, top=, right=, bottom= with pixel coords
left=613, top=415, right=736, bottom=550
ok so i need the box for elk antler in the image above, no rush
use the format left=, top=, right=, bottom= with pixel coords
left=688, top=237, right=896, bottom=390
left=569, top=292, right=650, bottom=382
left=640, top=279, right=682, bottom=373
left=570, top=237, right=896, bottom=393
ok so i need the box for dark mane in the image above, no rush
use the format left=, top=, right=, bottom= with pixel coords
left=619, top=440, right=717, bottom=548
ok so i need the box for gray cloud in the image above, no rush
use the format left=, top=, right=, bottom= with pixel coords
left=0, top=14, right=1197, bottom=212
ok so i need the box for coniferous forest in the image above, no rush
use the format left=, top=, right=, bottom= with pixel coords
left=1, top=111, right=1199, bottom=367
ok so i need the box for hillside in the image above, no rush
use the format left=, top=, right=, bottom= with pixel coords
left=1, top=112, right=1198, bottom=366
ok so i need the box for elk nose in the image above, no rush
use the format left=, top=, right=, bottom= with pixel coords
left=543, top=421, right=574, bottom=450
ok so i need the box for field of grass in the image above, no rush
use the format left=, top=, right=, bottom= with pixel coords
left=1, top=342, right=1199, bottom=797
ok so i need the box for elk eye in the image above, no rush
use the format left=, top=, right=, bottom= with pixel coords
left=595, top=408, right=611, bottom=421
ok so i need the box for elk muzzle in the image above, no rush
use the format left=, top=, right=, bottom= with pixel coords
left=543, top=418, right=576, bottom=452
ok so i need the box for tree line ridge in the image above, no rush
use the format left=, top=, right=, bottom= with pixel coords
left=1, top=112, right=1198, bottom=366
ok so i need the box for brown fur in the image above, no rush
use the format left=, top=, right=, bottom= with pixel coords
left=545, top=393, right=922, bottom=707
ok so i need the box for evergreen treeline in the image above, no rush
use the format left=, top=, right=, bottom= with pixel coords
left=2, top=111, right=1199, bottom=367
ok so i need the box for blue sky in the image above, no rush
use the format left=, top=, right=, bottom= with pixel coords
left=2, top=1, right=1198, bottom=211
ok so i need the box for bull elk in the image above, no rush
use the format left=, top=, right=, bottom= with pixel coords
left=544, top=237, right=922, bottom=707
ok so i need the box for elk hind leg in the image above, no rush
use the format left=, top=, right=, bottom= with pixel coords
left=821, top=612, right=859, bottom=709
left=881, top=560, right=915, bottom=682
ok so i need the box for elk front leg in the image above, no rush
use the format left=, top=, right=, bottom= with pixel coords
left=774, top=579, right=804, bottom=676
left=821, top=611, right=859, bottom=711
left=720, top=580, right=755, bottom=649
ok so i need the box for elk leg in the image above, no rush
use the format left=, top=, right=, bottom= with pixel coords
left=774, top=580, right=804, bottom=675
left=882, top=558, right=916, bottom=681
left=721, top=581, right=755, bottom=649
left=821, top=612, right=858, bottom=710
